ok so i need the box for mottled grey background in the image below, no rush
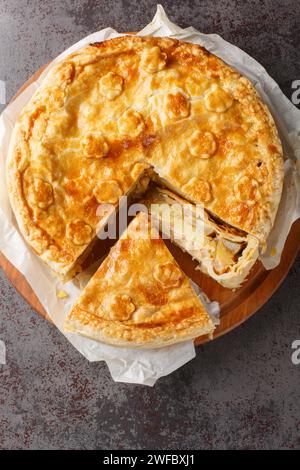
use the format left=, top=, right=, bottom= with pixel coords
left=0, top=0, right=299, bottom=450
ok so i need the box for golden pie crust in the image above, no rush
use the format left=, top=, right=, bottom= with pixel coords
left=6, top=35, right=284, bottom=279
left=64, top=212, right=215, bottom=348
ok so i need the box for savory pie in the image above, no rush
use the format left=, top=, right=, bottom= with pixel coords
left=64, top=211, right=215, bottom=348
left=6, top=35, right=284, bottom=284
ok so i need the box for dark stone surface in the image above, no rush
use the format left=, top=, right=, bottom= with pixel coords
left=0, top=0, right=299, bottom=450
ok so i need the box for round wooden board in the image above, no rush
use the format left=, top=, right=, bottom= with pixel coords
left=1, top=61, right=300, bottom=346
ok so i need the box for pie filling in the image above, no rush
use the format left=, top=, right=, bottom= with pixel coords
left=141, top=185, right=259, bottom=288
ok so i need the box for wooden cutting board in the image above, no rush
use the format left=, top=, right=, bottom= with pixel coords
left=1, top=62, right=300, bottom=345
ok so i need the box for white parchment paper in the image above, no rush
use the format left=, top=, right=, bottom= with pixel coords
left=0, top=340, right=6, bottom=365
left=0, top=5, right=299, bottom=385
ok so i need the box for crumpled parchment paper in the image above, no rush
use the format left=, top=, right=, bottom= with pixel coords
left=0, top=5, right=299, bottom=385
left=0, top=340, right=6, bottom=365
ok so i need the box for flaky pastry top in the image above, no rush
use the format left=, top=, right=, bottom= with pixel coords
left=64, top=212, right=214, bottom=348
left=6, top=36, right=284, bottom=276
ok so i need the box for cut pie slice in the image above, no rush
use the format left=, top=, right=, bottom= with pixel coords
left=64, top=211, right=215, bottom=348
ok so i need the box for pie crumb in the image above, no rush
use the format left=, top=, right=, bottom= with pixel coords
left=57, top=289, right=69, bottom=299
left=271, top=247, right=277, bottom=256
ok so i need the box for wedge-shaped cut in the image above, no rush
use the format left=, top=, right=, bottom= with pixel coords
left=143, top=187, right=259, bottom=288
left=64, top=212, right=215, bottom=348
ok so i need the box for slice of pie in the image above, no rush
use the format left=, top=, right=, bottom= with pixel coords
left=142, top=186, right=259, bottom=288
left=6, top=36, right=284, bottom=281
left=64, top=211, right=215, bottom=348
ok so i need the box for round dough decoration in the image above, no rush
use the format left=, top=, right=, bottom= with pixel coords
left=99, top=72, right=124, bottom=100
left=93, top=179, right=123, bottom=205
left=186, top=75, right=210, bottom=97
left=153, top=262, right=183, bottom=288
left=204, top=84, right=234, bottom=112
left=26, top=177, right=54, bottom=210
left=140, top=46, right=167, bottom=73
left=188, top=130, right=218, bottom=159
left=165, top=92, right=190, bottom=120
left=182, top=177, right=213, bottom=204
left=108, top=294, right=136, bottom=321
left=118, top=109, right=145, bottom=137
left=234, top=175, right=261, bottom=205
left=81, top=133, right=109, bottom=158
left=66, top=220, right=93, bottom=246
